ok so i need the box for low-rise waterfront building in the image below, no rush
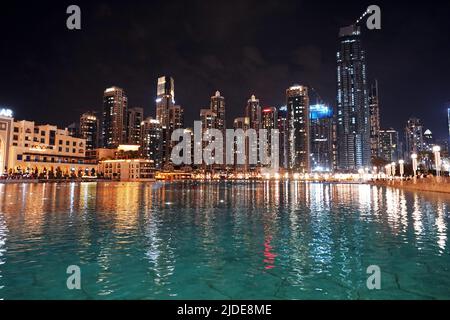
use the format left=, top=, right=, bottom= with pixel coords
left=0, top=110, right=96, bottom=176
left=98, top=159, right=156, bottom=181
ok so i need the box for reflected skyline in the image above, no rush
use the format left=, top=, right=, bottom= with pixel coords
left=0, top=182, right=449, bottom=299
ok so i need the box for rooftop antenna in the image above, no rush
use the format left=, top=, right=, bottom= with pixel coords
left=355, top=7, right=370, bottom=26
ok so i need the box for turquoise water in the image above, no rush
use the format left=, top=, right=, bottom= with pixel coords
left=0, top=181, right=449, bottom=300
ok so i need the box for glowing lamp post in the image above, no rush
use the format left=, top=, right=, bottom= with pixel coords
left=399, top=160, right=404, bottom=179
left=432, top=145, right=441, bottom=177
left=385, top=164, right=391, bottom=179
left=411, top=153, right=418, bottom=178
left=391, top=162, right=396, bottom=177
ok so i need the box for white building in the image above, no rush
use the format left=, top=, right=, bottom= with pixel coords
left=0, top=109, right=96, bottom=177
left=98, top=159, right=156, bottom=181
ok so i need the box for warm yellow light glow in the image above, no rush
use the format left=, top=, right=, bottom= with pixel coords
left=432, top=145, right=441, bottom=153
left=118, top=144, right=140, bottom=152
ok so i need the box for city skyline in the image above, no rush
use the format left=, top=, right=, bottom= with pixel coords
left=1, top=1, right=450, bottom=140
left=1, top=1, right=450, bottom=304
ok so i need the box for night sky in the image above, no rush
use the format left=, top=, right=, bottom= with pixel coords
left=1, top=0, right=450, bottom=138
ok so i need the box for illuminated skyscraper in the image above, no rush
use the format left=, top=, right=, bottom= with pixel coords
left=246, top=95, right=261, bottom=131
left=261, top=107, right=278, bottom=162
left=287, top=85, right=310, bottom=172
left=80, top=111, right=99, bottom=150
left=154, top=76, right=184, bottom=165
left=200, top=109, right=217, bottom=131
left=277, top=106, right=289, bottom=169
left=127, top=107, right=144, bottom=145
left=310, top=104, right=333, bottom=172
left=336, top=25, right=370, bottom=171
left=405, top=117, right=424, bottom=155
left=102, top=86, right=128, bottom=148
left=423, top=129, right=434, bottom=152
left=379, top=129, right=399, bottom=162
left=245, top=95, right=261, bottom=168
left=233, top=117, right=250, bottom=172
left=156, top=76, right=175, bottom=126
left=233, top=117, right=250, bottom=130
left=447, top=106, right=450, bottom=145
left=210, top=91, right=226, bottom=133
left=369, top=80, right=380, bottom=158
left=140, top=117, right=163, bottom=169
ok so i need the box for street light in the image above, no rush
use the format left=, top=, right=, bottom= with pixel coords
left=391, top=162, right=396, bottom=177
left=385, top=164, right=391, bottom=178
left=411, top=153, right=418, bottom=178
left=432, top=145, right=441, bottom=177
left=399, top=160, right=404, bottom=179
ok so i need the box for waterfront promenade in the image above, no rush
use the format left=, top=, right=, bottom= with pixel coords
left=372, top=176, right=450, bottom=194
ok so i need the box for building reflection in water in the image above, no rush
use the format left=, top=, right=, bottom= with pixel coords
left=0, top=181, right=448, bottom=299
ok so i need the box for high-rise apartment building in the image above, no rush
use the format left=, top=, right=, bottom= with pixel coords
left=447, top=106, right=450, bottom=145
left=154, top=76, right=184, bottom=166
left=310, top=104, right=333, bottom=172
left=127, top=107, right=144, bottom=145
left=261, top=107, right=278, bottom=162
left=210, top=91, right=226, bottom=133
left=369, top=80, right=380, bottom=158
left=80, top=111, right=99, bottom=150
left=200, top=109, right=217, bottom=131
left=140, top=117, right=163, bottom=169
left=246, top=95, right=261, bottom=131
left=336, top=25, right=370, bottom=171
left=379, top=129, right=399, bottom=163
left=102, top=86, right=128, bottom=148
left=287, top=85, right=310, bottom=172
left=405, top=117, right=424, bottom=155
left=277, top=106, right=289, bottom=170
left=233, top=117, right=250, bottom=172
left=423, top=129, right=434, bottom=152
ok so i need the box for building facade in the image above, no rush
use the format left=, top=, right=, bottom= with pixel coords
left=287, top=85, right=310, bottom=173
left=233, top=117, right=250, bottom=172
left=102, top=86, right=128, bottom=148
left=246, top=95, right=261, bottom=131
left=155, top=76, right=184, bottom=166
left=423, top=129, right=434, bottom=152
left=405, top=117, right=424, bottom=156
left=369, top=80, right=380, bottom=158
left=80, top=111, right=99, bottom=150
left=140, top=117, right=163, bottom=169
left=0, top=109, right=14, bottom=173
left=99, top=159, right=156, bottom=181
left=336, top=25, right=370, bottom=171
left=127, top=107, right=144, bottom=145
left=310, top=104, right=333, bottom=172
left=447, top=106, right=450, bottom=145
left=379, top=129, right=399, bottom=163
left=277, top=106, right=289, bottom=170
left=0, top=110, right=96, bottom=176
left=261, top=107, right=278, bottom=162
left=210, top=91, right=226, bottom=133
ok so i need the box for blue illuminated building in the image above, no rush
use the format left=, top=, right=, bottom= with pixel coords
left=310, top=104, right=334, bottom=172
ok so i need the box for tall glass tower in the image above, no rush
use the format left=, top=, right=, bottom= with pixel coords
left=310, top=104, right=333, bottom=172
left=336, top=25, right=370, bottom=171
left=102, top=86, right=128, bottom=148
left=447, top=105, right=450, bottom=145
left=287, top=85, right=310, bottom=173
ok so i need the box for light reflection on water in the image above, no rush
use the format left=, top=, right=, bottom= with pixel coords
left=0, top=181, right=449, bottom=299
